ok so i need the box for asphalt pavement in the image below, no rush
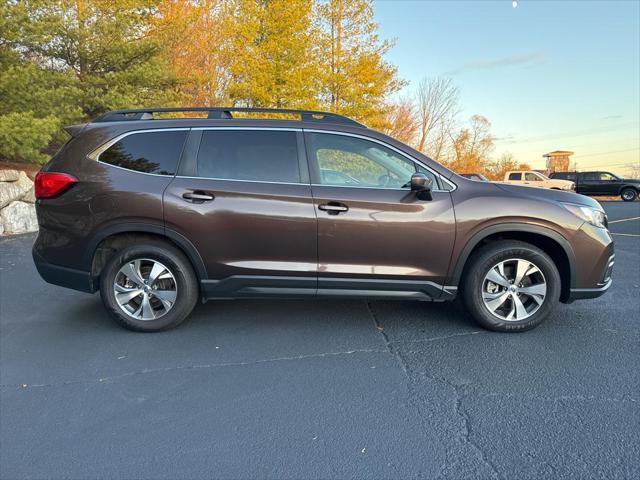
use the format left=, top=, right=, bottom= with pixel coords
left=1, top=201, right=639, bottom=479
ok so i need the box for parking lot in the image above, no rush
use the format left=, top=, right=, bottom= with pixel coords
left=1, top=201, right=638, bottom=479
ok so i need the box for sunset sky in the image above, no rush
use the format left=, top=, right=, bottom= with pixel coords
left=375, top=0, right=640, bottom=175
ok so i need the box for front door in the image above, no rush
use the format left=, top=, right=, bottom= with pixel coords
left=304, top=131, right=456, bottom=299
left=164, top=128, right=318, bottom=296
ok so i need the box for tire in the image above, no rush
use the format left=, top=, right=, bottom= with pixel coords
left=621, top=188, right=637, bottom=202
left=100, top=240, right=199, bottom=332
left=461, top=240, right=561, bottom=332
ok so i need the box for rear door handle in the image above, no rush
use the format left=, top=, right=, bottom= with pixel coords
left=182, top=191, right=214, bottom=203
left=318, top=202, right=349, bottom=214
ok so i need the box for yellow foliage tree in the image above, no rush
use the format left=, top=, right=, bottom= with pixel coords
left=227, top=0, right=320, bottom=109
left=315, top=0, right=405, bottom=128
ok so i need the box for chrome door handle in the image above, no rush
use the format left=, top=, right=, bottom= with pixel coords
left=182, top=191, right=214, bottom=203
left=318, top=202, right=348, bottom=214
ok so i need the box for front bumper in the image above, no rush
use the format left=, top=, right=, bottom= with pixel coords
left=566, top=253, right=614, bottom=302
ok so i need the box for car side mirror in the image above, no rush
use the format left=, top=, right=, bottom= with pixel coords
left=410, top=173, right=433, bottom=201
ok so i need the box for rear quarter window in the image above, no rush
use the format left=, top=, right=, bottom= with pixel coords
left=508, top=173, right=521, bottom=180
left=99, top=130, right=188, bottom=175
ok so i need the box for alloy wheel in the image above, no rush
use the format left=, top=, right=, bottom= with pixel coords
left=113, top=258, right=177, bottom=321
left=481, top=258, right=547, bottom=321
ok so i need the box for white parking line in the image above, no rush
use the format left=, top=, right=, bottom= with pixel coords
left=608, top=216, right=640, bottom=224
left=610, top=232, right=640, bottom=237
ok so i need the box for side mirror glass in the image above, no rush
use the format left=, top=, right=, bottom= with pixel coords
left=410, top=172, right=433, bottom=201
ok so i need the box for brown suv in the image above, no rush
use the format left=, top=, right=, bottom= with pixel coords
left=33, top=107, right=614, bottom=332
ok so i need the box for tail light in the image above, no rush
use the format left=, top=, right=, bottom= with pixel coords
left=34, top=172, right=78, bottom=199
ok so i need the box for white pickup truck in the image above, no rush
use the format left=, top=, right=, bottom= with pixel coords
left=503, top=171, right=575, bottom=191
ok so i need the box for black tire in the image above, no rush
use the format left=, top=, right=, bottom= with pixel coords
left=100, top=240, right=199, bottom=332
left=461, top=240, right=561, bottom=332
left=621, top=188, right=637, bottom=202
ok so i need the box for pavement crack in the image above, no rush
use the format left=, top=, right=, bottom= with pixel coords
left=398, top=330, right=487, bottom=345
left=366, top=301, right=410, bottom=375
left=2, top=348, right=387, bottom=390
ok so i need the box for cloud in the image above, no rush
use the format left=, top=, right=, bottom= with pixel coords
left=447, top=52, right=545, bottom=75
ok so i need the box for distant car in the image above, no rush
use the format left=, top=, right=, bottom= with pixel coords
left=460, top=173, right=488, bottom=181
left=550, top=171, right=639, bottom=202
left=504, top=171, right=575, bottom=191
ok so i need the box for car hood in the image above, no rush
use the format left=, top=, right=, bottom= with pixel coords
left=494, top=182, right=602, bottom=209
left=621, top=178, right=640, bottom=183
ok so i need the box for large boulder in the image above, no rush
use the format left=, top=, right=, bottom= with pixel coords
left=0, top=201, right=38, bottom=235
left=21, top=187, right=36, bottom=203
left=0, top=169, right=20, bottom=182
left=0, top=171, right=33, bottom=209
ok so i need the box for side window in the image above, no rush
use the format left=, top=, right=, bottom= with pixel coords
left=525, top=172, right=540, bottom=181
left=583, top=172, right=598, bottom=181
left=99, top=131, right=187, bottom=175
left=197, top=130, right=300, bottom=183
left=306, top=133, right=434, bottom=189
left=508, top=173, right=521, bottom=181
left=566, top=173, right=576, bottom=181
left=599, top=173, right=616, bottom=181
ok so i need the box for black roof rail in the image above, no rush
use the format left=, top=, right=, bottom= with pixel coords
left=93, top=107, right=366, bottom=128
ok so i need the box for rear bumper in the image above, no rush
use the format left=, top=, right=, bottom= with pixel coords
left=33, top=249, right=95, bottom=293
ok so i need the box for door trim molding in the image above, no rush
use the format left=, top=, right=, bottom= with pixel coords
left=201, top=275, right=453, bottom=301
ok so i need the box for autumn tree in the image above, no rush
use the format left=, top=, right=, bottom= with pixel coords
left=226, top=0, right=320, bottom=109
left=383, top=97, right=418, bottom=145
left=486, top=152, right=532, bottom=180
left=156, top=0, right=235, bottom=106
left=447, top=115, right=494, bottom=174
left=315, top=0, right=404, bottom=128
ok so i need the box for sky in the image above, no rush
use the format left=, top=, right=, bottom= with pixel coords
left=374, top=0, right=640, bottom=175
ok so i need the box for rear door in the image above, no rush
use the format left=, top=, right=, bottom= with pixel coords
left=163, top=128, right=318, bottom=296
left=507, top=172, right=523, bottom=184
left=304, top=130, right=456, bottom=299
left=580, top=172, right=603, bottom=194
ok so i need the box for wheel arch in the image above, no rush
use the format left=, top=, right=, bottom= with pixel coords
left=450, top=224, right=576, bottom=302
left=85, top=223, right=207, bottom=289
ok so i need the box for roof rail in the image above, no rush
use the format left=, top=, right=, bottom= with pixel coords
left=93, top=107, right=366, bottom=128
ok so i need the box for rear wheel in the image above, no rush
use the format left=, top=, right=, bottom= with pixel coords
left=461, top=241, right=561, bottom=332
left=621, top=188, right=637, bottom=202
left=100, top=241, right=198, bottom=332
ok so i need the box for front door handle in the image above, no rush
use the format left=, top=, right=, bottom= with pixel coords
left=318, top=202, right=349, bottom=215
left=182, top=191, right=214, bottom=203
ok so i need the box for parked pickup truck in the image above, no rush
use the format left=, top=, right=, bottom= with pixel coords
left=550, top=171, right=640, bottom=201
left=503, top=171, right=575, bottom=191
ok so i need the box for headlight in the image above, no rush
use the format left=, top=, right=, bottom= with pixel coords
left=562, top=203, right=607, bottom=228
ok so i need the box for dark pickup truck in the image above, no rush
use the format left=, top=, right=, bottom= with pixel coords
left=550, top=171, right=640, bottom=201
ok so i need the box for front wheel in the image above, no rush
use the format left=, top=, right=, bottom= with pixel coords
left=100, top=241, right=199, bottom=332
left=461, top=241, right=561, bottom=332
left=621, top=188, right=637, bottom=202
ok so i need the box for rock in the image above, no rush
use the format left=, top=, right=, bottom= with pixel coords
left=0, top=169, right=20, bottom=182
left=0, top=171, right=33, bottom=209
left=0, top=201, right=38, bottom=235
left=21, top=187, right=36, bottom=203
left=0, top=218, right=3, bottom=236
